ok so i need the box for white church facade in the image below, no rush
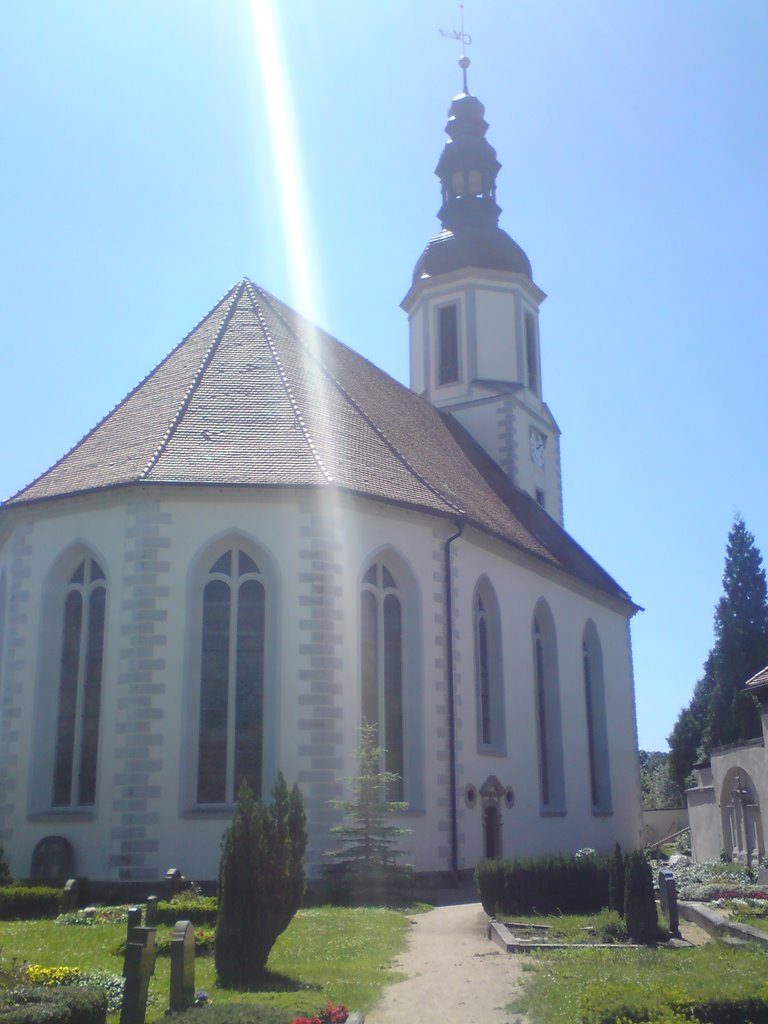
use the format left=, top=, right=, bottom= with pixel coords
left=0, top=75, right=643, bottom=886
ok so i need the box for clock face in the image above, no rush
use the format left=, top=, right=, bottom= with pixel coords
left=529, top=427, right=546, bottom=469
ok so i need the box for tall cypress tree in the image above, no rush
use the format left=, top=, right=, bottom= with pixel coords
left=669, top=516, right=768, bottom=791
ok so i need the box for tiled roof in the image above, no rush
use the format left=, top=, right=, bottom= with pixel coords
left=5, top=279, right=633, bottom=606
left=746, top=665, right=768, bottom=691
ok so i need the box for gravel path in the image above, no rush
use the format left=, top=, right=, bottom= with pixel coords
left=365, top=903, right=529, bottom=1024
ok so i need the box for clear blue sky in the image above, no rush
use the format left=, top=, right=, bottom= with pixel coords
left=2, top=1, right=767, bottom=752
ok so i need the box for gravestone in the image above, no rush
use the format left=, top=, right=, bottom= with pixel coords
left=165, top=867, right=183, bottom=898
left=29, top=836, right=74, bottom=886
left=119, top=926, right=156, bottom=1024
left=145, top=896, right=158, bottom=928
left=169, top=920, right=196, bottom=1011
left=127, top=906, right=143, bottom=945
left=658, top=870, right=679, bottom=935
left=62, top=878, right=80, bottom=912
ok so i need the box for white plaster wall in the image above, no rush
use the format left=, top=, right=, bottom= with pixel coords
left=0, top=485, right=640, bottom=882
left=450, top=530, right=642, bottom=866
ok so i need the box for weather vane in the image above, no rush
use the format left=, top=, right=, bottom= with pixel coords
left=439, top=5, right=472, bottom=93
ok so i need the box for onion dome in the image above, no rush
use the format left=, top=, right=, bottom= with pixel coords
left=413, top=64, right=531, bottom=281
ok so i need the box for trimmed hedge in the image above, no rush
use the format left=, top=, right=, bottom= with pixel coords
left=164, top=1006, right=293, bottom=1024
left=1, top=988, right=106, bottom=1024
left=0, top=887, right=62, bottom=920
left=475, top=854, right=610, bottom=916
left=155, top=896, right=217, bottom=926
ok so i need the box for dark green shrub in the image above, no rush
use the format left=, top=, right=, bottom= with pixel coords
left=0, top=844, right=10, bottom=887
left=0, top=887, right=62, bottom=920
left=2, top=988, right=105, bottom=1024
left=155, top=895, right=217, bottom=926
left=0, top=1004, right=69, bottom=1024
left=591, top=908, right=627, bottom=943
left=475, top=853, right=610, bottom=916
left=624, top=850, right=658, bottom=943
left=164, top=1005, right=292, bottom=1024
left=215, top=775, right=307, bottom=987
left=608, top=841, right=624, bottom=916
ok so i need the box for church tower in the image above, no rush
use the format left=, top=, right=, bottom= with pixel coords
left=402, top=59, right=563, bottom=523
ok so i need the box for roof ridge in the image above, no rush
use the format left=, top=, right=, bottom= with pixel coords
left=4, top=280, right=243, bottom=504
left=254, top=287, right=466, bottom=516
left=243, top=282, right=334, bottom=485
left=139, top=280, right=246, bottom=480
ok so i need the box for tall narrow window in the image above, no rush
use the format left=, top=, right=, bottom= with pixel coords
left=437, top=304, right=459, bottom=385
left=582, top=622, right=612, bottom=813
left=525, top=311, right=539, bottom=394
left=0, top=571, right=6, bottom=700
left=532, top=602, right=565, bottom=811
left=477, top=597, right=491, bottom=745
left=361, top=562, right=403, bottom=799
left=533, top=618, right=549, bottom=805
left=197, top=548, right=266, bottom=804
left=52, top=557, right=106, bottom=807
left=474, top=579, right=505, bottom=752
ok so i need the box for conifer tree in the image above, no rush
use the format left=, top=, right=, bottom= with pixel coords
left=325, top=723, right=412, bottom=905
left=0, top=843, right=10, bottom=886
left=608, top=842, right=625, bottom=917
left=215, top=775, right=306, bottom=987
left=623, top=850, right=657, bottom=943
left=669, top=516, right=768, bottom=791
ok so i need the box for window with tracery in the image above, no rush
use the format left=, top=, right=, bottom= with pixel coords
left=52, top=557, right=106, bottom=807
left=361, top=562, right=403, bottom=799
left=197, top=548, right=265, bottom=804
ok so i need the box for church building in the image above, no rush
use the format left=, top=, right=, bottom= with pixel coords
left=0, top=67, right=643, bottom=885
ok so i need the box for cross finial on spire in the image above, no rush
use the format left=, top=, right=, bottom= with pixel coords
left=439, top=4, right=473, bottom=93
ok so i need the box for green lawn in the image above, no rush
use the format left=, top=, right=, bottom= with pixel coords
left=511, top=941, right=768, bottom=1024
left=0, top=906, right=410, bottom=1021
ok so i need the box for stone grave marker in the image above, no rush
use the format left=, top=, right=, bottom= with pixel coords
left=119, top=926, right=156, bottom=1024
left=169, top=920, right=196, bottom=1011
left=658, top=869, right=679, bottom=935
left=127, top=906, right=142, bottom=945
left=165, top=867, right=183, bottom=898
left=62, top=878, right=80, bottom=912
left=145, top=896, right=158, bottom=928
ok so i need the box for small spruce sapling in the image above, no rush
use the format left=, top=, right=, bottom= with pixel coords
left=325, top=723, right=412, bottom=905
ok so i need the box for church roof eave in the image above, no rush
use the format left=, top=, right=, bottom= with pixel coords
left=401, top=262, right=546, bottom=312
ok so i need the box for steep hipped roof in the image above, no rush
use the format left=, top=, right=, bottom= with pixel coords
left=5, top=279, right=633, bottom=606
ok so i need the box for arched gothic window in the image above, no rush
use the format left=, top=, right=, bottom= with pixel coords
left=52, top=557, right=106, bottom=807
left=474, top=579, right=505, bottom=752
left=197, top=547, right=266, bottom=804
left=361, top=562, right=403, bottom=799
left=582, top=622, right=612, bottom=813
left=532, top=602, right=565, bottom=811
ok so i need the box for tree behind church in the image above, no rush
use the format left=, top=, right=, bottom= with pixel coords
left=668, top=515, right=768, bottom=792
left=215, top=775, right=307, bottom=987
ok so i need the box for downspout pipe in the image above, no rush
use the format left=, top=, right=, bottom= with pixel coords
left=444, top=518, right=464, bottom=878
